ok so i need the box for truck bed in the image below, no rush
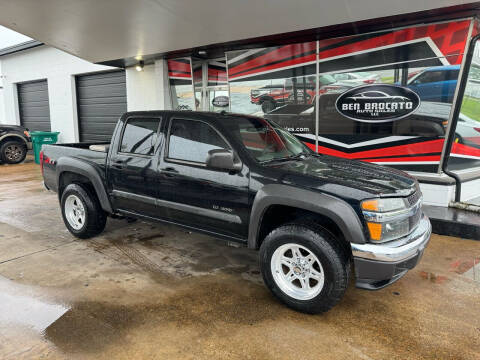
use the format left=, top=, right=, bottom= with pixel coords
left=41, top=142, right=110, bottom=193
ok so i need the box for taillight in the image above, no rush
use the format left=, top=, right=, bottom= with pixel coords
left=363, top=79, right=375, bottom=84
left=39, top=151, right=44, bottom=175
left=474, top=127, right=480, bottom=133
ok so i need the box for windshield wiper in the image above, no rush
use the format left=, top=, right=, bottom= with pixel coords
left=260, top=152, right=308, bottom=164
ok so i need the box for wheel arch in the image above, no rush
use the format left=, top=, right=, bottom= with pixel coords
left=249, top=184, right=367, bottom=249
left=56, top=157, right=113, bottom=213
left=0, top=134, right=29, bottom=147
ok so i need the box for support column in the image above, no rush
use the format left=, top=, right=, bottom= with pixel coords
left=155, top=59, right=171, bottom=110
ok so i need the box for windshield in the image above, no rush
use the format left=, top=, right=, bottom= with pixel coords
left=227, top=116, right=310, bottom=162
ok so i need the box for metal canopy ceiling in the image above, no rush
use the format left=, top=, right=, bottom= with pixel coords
left=0, top=0, right=476, bottom=65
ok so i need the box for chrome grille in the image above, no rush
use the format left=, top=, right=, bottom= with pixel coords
left=409, top=208, right=422, bottom=231
left=407, top=191, right=421, bottom=207
left=407, top=191, right=422, bottom=232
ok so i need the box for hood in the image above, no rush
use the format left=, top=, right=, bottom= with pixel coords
left=266, top=154, right=417, bottom=200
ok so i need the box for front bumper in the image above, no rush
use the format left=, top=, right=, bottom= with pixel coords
left=351, top=214, right=432, bottom=290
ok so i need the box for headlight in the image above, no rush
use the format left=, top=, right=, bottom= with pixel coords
left=361, top=198, right=411, bottom=242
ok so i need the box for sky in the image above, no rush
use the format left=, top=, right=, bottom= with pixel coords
left=0, top=25, right=32, bottom=49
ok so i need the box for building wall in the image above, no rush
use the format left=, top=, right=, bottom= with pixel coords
left=126, top=64, right=157, bottom=112
left=0, top=46, right=116, bottom=142
left=0, top=61, right=4, bottom=124
left=125, top=60, right=171, bottom=112
left=0, top=46, right=172, bottom=143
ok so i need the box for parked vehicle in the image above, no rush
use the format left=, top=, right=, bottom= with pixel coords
left=0, top=124, right=32, bottom=164
left=41, top=111, right=431, bottom=313
left=333, top=72, right=381, bottom=85
left=251, top=75, right=349, bottom=113
left=407, top=65, right=460, bottom=103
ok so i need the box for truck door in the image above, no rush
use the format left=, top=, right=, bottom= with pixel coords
left=156, top=116, right=250, bottom=240
left=108, top=116, right=163, bottom=217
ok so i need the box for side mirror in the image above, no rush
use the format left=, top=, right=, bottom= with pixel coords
left=206, top=149, right=242, bottom=172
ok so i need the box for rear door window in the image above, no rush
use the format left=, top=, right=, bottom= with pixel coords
left=415, top=71, right=448, bottom=84
left=119, top=117, right=161, bottom=155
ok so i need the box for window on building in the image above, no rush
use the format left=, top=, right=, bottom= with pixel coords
left=447, top=39, right=480, bottom=173
left=120, top=118, right=160, bottom=155
left=167, top=119, right=229, bottom=163
left=168, top=59, right=195, bottom=111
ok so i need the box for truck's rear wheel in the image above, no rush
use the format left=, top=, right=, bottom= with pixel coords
left=259, top=223, right=350, bottom=314
left=61, top=183, right=107, bottom=239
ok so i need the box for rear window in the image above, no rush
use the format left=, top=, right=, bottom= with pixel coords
left=119, top=117, right=160, bottom=155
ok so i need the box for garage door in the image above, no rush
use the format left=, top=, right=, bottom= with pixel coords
left=76, top=70, right=127, bottom=142
left=18, top=80, right=51, bottom=132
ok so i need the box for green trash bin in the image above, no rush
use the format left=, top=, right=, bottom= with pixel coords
left=30, top=131, right=60, bottom=164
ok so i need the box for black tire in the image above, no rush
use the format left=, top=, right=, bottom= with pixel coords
left=261, top=100, right=276, bottom=113
left=60, top=183, right=107, bottom=239
left=0, top=140, right=27, bottom=164
left=260, top=222, right=351, bottom=314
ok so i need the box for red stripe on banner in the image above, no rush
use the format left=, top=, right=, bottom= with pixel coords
left=304, top=142, right=441, bottom=162
left=167, top=60, right=191, bottom=73
left=230, top=54, right=316, bottom=79
left=318, top=20, right=469, bottom=65
left=208, top=68, right=227, bottom=82
left=452, top=143, right=480, bottom=157
left=228, top=20, right=469, bottom=81
left=350, top=139, right=445, bottom=159
left=229, top=42, right=316, bottom=77
left=362, top=156, right=441, bottom=163
left=313, top=139, right=444, bottom=159
left=307, top=139, right=444, bottom=157
left=168, top=71, right=191, bottom=79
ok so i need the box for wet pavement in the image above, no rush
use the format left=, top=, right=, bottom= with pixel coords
left=0, top=157, right=479, bottom=360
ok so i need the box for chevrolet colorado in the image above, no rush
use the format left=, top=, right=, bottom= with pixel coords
left=41, top=111, right=431, bottom=313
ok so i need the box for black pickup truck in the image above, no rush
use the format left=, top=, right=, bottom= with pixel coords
left=41, top=111, right=431, bottom=313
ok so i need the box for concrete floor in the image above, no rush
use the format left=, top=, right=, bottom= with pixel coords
left=0, top=157, right=479, bottom=360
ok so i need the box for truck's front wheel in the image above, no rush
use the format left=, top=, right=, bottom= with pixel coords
left=260, top=223, right=350, bottom=314
left=61, top=183, right=107, bottom=239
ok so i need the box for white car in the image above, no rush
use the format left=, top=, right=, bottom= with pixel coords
left=333, top=72, right=381, bottom=85
left=347, top=91, right=409, bottom=101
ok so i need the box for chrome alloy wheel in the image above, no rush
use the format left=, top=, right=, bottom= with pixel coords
left=64, top=194, right=86, bottom=230
left=271, top=243, right=325, bottom=300
left=5, top=144, right=23, bottom=162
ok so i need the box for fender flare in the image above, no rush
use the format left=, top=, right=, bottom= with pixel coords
left=248, top=184, right=367, bottom=249
left=0, top=133, right=29, bottom=146
left=56, top=157, right=113, bottom=213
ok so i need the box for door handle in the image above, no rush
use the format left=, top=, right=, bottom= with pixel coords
left=112, top=159, right=125, bottom=169
left=162, top=167, right=178, bottom=177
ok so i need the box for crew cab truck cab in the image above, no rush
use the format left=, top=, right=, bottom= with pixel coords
left=41, top=111, right=431, bottom=313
